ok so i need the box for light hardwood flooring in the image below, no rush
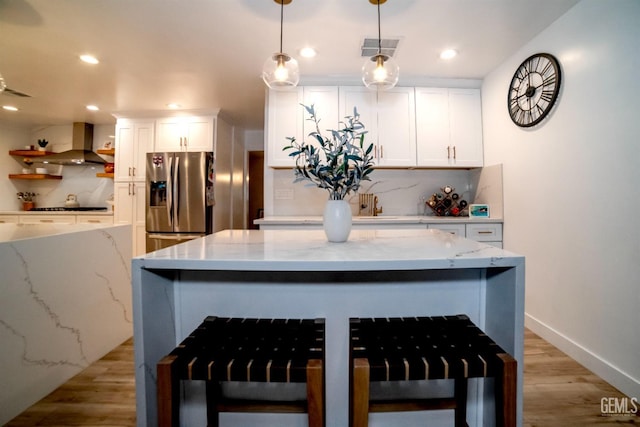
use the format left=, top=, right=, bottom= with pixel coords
left=5, top=329, right=637, bottom=426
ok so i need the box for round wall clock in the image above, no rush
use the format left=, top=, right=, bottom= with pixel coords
left=508, top=53, right=561, bottom=127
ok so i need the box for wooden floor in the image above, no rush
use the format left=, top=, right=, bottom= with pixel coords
left=5, top=329, right=637, bottom=426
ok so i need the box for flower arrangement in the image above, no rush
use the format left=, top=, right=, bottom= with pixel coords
left=37, top=139, right=49, bottom=149
left=283, top=104, right=375, bottom=200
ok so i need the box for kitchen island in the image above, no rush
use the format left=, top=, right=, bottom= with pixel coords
left=132, top=229, right=525, bottom=427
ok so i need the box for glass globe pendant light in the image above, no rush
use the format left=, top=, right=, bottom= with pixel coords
left=262, top=0, right=299, bottom=89
left=362, top=0, right=399, bottom=91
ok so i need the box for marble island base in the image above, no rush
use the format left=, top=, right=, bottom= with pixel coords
left=0, top=224, right=132, bottom=425
left=133, top=229, right=525, bottom=427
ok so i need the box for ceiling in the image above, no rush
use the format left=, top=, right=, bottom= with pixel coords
left=0, top=0, right=580, bottom=131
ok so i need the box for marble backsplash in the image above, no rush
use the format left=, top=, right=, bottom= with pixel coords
left=266, top=165, right=503, bottom=218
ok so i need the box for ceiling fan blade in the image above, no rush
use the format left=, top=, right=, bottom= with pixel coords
left=2, top=87, right=31, bottom=97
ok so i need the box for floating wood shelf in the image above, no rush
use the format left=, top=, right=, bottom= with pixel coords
left=96, top=148, right=115, bottom=155
left=9, top=150, right=54, bottom=157
left=9, top=174, right=63, bottom=180
left=96, top=172, right=114, bottom=178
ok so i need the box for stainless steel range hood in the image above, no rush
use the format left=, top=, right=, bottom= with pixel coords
left=39, top=122, right=106, bottom=165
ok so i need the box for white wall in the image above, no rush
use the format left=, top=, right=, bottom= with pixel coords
left=481, top=0, right=639, bottom=397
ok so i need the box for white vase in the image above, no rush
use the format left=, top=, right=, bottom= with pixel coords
left=323, top=199, right=352, bottom=242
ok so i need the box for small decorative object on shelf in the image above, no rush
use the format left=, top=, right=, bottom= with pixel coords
left=17, top=192, right=38, bottom=211
left=283, top=104, right=375, bottom=242
left=37, top=138, right=49, bottom=151
left=425, top=186, right=468, bottom=216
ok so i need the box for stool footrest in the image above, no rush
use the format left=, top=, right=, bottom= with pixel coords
left=370, top=397, right=457, bottom=412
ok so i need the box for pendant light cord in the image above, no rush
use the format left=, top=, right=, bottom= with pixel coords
left=280, top=0, right=284, bottom=54
left=377, top=0, right=382, bottom=54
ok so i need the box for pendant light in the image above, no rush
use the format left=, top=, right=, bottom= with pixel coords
left=262, top=0, right=299, bottom=89
left=362, top=0, right=399, bottom=91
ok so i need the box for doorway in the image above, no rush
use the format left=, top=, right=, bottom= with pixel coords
left=247, top=151, right=264, bottom=229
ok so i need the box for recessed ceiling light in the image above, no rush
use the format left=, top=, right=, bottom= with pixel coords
left=299, top=47, right=317, bottom=58
left=86, top=105, right=99, bottom=111
left=80, top=54, right=99, bottom=64
left=3, top=105, right=18, bottom=111
left=440, top=49, right=457, bottom=60
left=167, top=103, right=181, bottom=109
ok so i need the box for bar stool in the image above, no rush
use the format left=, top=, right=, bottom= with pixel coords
left=157, top=316, right=325, bottom=427
left=349, top=314, right=517, bottom=427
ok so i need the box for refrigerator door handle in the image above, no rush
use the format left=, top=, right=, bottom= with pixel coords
left=147, top=234, right=203, bottom=241
left=166, top=155, right=173, bottom=228
left=173, top=155, right=180, bottom=229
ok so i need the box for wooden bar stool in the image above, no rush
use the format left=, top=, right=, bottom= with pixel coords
left=349, top=315, right=516, bottom=427
left=157, top=316, right=325, bottom=427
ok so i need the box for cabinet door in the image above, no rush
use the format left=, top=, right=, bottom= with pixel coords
left=448, top=89, right=483, bottom=167
left=183, top=117, right=214, bottom=152
left=19, top=215, right=76, bottom=224
left=114, top=182, right=147, bottom=256
left=339, top=86, right=377, bottom=156
left=115, top=120, right=154, bottom=181
left=155, top=118, right=185, bottom=152
left=415, top=87, right=451, bottom=167
left=0, top=215, right=19, bottom=223
left=303, top=87, right=339, bottom=162
left=156, top=116, right=214, bottom=152
left=377, top=88, right=416, bottom=167
left=266, top=88, right=304, bottom=167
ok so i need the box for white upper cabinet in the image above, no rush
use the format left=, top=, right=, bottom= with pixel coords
left=114, top=119, right=155, bottom=182
left=415, top=88, right=483, bottom=167
left=266, top=88, right=304, bottom=167
left=376, top=88, right=416, bottom=167
left=155, top=116, right=215, bottom=152
left=339, top=86, right=416, bottom=167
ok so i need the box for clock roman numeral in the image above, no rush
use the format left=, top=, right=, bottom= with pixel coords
left=540, top=89, right=555, bottom=102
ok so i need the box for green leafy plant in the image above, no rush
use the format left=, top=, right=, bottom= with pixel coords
left=283, top=104, right=375, bottom=200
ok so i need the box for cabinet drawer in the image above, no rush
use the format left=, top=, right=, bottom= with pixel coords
left=0, top=215, right=20, bottom=223
left=19, top=215, right=76, bottom=224
left=427, top=223, right=466, bottom=236
left=466, top=223, right=503, bottom=242
left=77, top=215, right=114, bottom=224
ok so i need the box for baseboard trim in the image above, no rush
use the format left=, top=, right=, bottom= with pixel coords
left=525, top=313, right=639, bottom=399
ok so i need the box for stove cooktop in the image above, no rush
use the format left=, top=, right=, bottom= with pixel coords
left=30, top=207, right=108, bottom=212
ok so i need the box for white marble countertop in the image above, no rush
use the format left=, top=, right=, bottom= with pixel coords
left=138, top=229, right=521, bottom=272
left=0, top=210, right=113, bottom=216
left=255, top=215, right=503, bottom=225
left=0, top=223, right=120, bottom=243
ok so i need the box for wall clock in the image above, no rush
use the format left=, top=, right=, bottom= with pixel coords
left=508, top=53, right=561, bottom=127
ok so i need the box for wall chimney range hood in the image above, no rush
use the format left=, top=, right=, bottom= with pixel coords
left=39, top=122, right=106, bottom=165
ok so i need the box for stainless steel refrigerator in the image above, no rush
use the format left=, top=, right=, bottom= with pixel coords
left=146, top=152, right=215, bottom=252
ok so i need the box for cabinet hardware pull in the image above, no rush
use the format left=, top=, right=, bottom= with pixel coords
left=374, top=145, right=377, bottom=158
left=128, top=167, right=132, bottom=176
left=87, top=220, right=100, bottom=223
left=40, top=219, right=54, bottom=223
left=447, top=146, right=451, bottom=159
left=380, top=145, right=384, bottom=158
left=478, top=231, right=493, bottom=234
left=453, top=146, right=456, bottom=160
left=132, top=167, right=136, bottom=176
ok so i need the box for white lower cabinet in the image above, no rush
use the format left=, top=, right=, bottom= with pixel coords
left=427, top=223, right=466, bottom=236
left=19, top=215, right=76, bottom=224
left=114, top=181, right=147, bottom=256
left=76, top=215, right=114, bottom=225
left=0, top=215, right=19, bottom=223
